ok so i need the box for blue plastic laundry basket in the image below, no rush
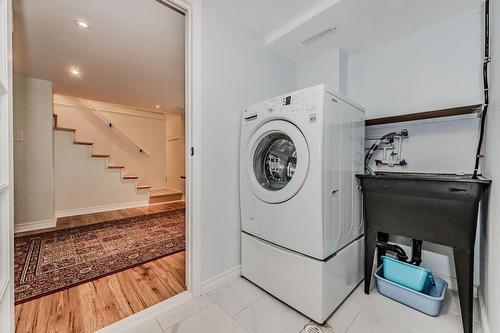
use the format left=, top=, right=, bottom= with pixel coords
left=382, top=256, right=435, bottom=293
left=375, top=265, right=447, bottom=316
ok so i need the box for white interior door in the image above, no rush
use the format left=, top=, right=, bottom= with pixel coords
left=0, top=0, right=14, bottom=331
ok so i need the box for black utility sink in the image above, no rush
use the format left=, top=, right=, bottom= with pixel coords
left=356, top=172, right=491, bottom=333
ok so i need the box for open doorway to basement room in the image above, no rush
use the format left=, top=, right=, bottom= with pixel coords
left=10, top=0, right=196, bottom=331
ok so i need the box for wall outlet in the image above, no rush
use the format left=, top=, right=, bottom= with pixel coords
left=14, top=131, right=24, bottom=142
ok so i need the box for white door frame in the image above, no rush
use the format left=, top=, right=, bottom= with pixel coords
left=0, top=0, right=14, bottom=331
left=165, top=0, right=202, bottom=296
left=2, top=0, right=202, bottom=331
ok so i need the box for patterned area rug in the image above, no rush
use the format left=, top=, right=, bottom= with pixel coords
left=14, top=209, right=185, bottom=304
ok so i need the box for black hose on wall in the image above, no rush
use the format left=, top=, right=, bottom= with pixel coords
left=473, top=0, right=490, bottom=178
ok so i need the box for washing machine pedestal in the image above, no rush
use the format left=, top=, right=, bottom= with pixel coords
left=241, top=232, right=364, bottom=323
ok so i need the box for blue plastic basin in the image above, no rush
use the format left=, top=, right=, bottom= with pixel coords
left=382, top=256, right=434, bottom=293
left=375, top=265, right=447, bottom=316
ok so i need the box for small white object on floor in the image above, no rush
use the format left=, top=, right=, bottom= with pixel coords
left=303, top=324, right=323, bottom=333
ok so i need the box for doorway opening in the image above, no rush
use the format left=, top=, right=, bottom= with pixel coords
left=12, top=0, right=191, bottom=331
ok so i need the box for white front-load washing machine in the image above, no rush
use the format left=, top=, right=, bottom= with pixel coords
left=240, top=85, right=365, bottom=323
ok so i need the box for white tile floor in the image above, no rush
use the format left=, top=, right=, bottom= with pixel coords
left=121, top=277, right=482, bottom=333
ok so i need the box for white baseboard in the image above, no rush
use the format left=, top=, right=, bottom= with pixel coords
left=148, top=199, right=185, bottom=207
left=199, top=265, right=241, bottom=294
left=55, top=201, right=149, bottom=218
left=97, top=291, right=194, bottom=333
left=14, top=219, right=56, bottom=233
left=479, top=291, right=490, bottom=333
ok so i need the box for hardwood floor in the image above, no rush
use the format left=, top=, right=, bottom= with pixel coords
left=15, top=202, right=186, bottom=333
left=15, top=201, right=185, bottom=238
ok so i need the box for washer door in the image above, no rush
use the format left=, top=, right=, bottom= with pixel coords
left=246, top=120, right=309, bottom=203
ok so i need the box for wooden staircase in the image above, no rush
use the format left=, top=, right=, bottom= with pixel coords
left=53, top=114, right=152, bottom=193
left=149, top=187, right=183, bottom=204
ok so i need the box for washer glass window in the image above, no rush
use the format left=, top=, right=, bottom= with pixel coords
left=253, top=132, right=297, bottom=191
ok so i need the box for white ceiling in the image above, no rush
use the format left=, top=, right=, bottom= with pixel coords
left=214, top=0, right=481, bottom=62
left=13, top=0, right=185, bottom=113
left=211, top=0, right=328, bottom=37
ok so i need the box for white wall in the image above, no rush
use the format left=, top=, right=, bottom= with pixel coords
left=201, top=1, right=297, bottom=283
left=366, top=117, right=479, bottom=174
left=165, top=114, right=185, bottom=195
left=349, top=10, right=483, bottom=285
left=481, top=0, right=500, bottom=331
left=296, top=48, right=348, bottom=95
left=349, top=10, right=483, bottom=118
left=54, top=95, right=166, bottom=188
left=13, top=75, right=54, bottom=226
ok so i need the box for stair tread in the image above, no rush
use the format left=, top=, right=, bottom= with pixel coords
left=73, top=141, right=94, bottom=145
left=108, top=165, right=125, bottom=169
left=149, top=187, right=183, bottom=204
left=150, top=187, right=182, bottom=197
left=123, top=175, right=139, bottom=179
left=137, top=184, right=152, bottom=189
left=91, top=154, right=110, bottom=158
left=54, top=126, right=76, bottom=132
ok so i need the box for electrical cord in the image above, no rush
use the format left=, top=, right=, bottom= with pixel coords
left=473, top=0, right=490, bottom=178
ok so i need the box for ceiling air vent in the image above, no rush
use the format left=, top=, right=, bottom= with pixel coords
left=302, top=26, right=337, bottom=46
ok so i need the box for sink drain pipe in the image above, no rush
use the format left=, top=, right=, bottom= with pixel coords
left=376, top=239, right=423, bottom=266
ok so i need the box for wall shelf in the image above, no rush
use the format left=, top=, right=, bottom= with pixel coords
left=365, top=104, right=483, bottom=126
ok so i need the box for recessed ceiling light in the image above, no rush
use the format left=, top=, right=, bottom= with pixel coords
left=155, top=105, right=160, bottom=109
left=69, top=67, right=81, bottom=78
left=73, top=19, right=90, bottom=29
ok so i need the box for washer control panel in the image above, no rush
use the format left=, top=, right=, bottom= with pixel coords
left=275, top=87, right=320, bottom=113
left=243, top=85, right=323, bottom=123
